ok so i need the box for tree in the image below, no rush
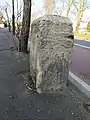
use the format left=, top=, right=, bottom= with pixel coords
left=53, top=0, right=66, bottom=15
left=53, top=0, right=77, bottom=17
left=66, top=0, right=76, bottom=17
left=19, top=0, right=31, bottom=53
left=53, top=0, right=87, bottom=34
left=74, top=0, right=87, bottom=33
left=87, top=21, right=90, bottom=32
left=16, top=0, right=23, bottom=38
left=5, top=8, right=11, bottom=32
left=4, top=2, right=12, bottom=32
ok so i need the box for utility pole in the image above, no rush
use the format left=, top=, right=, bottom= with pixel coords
left=12, top=0, right=15, bottom=35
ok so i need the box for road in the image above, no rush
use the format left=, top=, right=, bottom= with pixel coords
left=74, top=39, right=90, bottom=47
left=0, top=28, right=90, bottom=120
left=70, top=39, right=90, bottom=85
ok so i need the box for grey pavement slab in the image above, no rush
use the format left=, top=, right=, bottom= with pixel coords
left=0, top=28, right=89, bottom=120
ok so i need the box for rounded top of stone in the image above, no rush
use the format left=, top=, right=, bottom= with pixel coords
left=32, top=15, right=72, bottom=25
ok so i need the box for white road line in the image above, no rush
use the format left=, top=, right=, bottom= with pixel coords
left=74, top=38, right=90, bottom=42
left=69, top=71, right=90, bottom=98
left=74, top=43, right=90, bottom=49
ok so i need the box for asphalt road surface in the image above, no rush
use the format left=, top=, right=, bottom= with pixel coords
left=74, top=39, right=90, bottom=47
left=70, top=39, right=90, bottom=85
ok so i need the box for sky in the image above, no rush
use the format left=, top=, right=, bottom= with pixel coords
left=0, top=0, right=23, bottom=21
left=1, top=0, right=90, bottom=28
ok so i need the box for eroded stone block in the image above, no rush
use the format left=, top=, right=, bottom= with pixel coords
left=30, top=15, right=74, bottom=93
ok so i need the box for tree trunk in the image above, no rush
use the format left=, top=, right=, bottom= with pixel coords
left=16, top=0, right=19, bottom=37
left=66, top=0, right=73, bottom=17
left=74, top=0, right=84, bottom=34
left=5, top=8, right=11, bottom=32
left=19, top=0, right=31, bottom=53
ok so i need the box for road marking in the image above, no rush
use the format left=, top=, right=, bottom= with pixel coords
left=69, top=71, right=90, bottom=98
left=74, top=43, right=90, bottom=49
left=74, top=38, right=90, bottom=42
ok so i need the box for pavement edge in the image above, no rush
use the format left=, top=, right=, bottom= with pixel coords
left=69, top=71, right=90, bottom=98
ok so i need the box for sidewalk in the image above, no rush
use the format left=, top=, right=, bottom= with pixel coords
left=0, top=28, right=90, bottom=120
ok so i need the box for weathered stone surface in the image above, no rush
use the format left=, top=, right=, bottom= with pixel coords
left=30, top=15, right=74, bottom=94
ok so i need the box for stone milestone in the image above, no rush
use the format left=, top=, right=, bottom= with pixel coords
left=30, top=15, right=74, bottom=94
